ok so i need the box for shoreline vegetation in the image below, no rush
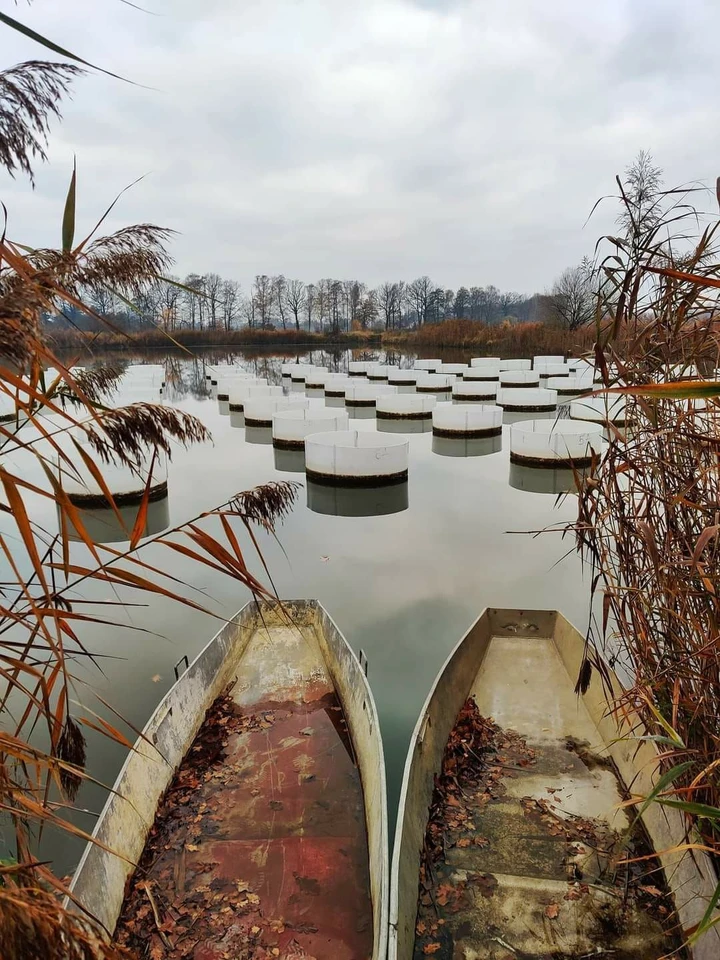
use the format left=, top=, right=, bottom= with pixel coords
left=46, top=318, right=594, bottom=356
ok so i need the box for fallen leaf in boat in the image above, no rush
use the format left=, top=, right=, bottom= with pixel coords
left=545, top=903, right=560, bottom=919
left=456, top=838, right=471, bottom=847
left=639, top=885, right=664, bottom=898
left=423, top=945, right=441, bottom=956
left=416, top=921, right=427, bottom=935
left=300, top=727, right=314, bottom=736
left=151, top=674, right=161, bottom=683
left=185, top=843, right=199, bottom=851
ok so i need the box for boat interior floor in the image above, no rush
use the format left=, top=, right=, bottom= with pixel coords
left=116, top=622, right=374, bottom=960
left=415, top=635, right=680, bottom=960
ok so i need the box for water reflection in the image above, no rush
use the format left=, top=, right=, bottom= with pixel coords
left=508, top=463, right=584, bottom=495
left=61, top=496, right=171, bottom=544
left=218, top=400, right=230, bottom=416
left=325, top=396, right=346, bottom=408
left=432, top=435, right=503, bottom=458
left=274, top=448, right=306, bottom=473
left=245, top=426, right=273, bottom=445
left=307, top=480, right=409, bottom=517
left=503, top=409, right=556, bottom=425
left=347, top=406, right=376, bottom=420
left=377, top=418, right=432, bottom=435
left=229, top=411, right=245, bottom=429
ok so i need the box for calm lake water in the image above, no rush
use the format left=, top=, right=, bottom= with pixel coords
left=18, top=347, right=591, bottom=874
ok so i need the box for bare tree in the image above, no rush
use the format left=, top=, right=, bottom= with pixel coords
left=87, top=285, right=116, bottom=317
left=284, top=279, right=306, bottom=331
left=240, top=294, right=256, bottom=329
left=548, top=259, right=595, bottom=330
left=315, top=279, right=331, bottom=330
left=329, top=280, right=343, bottom=335
left=221, top=279, right=240, bottom=331
left=305, top=283, right=316, bottom=331
left=272, top=275, right=288, bottom=329
left=160, top=278, right=182, bottom=331
left=409, top=276, right=433, bottom=326
left=252, top=275, right=273, bottom=328
left=182, top=274, right=205, bottom=330
left=357, top=289, right=378, bottom=329
left=204, top=272, right=223, bottom=329
left=454, top=286, right=469, bottom=318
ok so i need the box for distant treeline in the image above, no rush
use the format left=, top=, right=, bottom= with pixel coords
left=45, top=317, right=597, bottom=357
left=42, top=267, right=593, bottom=339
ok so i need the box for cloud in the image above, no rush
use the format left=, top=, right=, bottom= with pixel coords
left=0, top=0, right=717, bottom=295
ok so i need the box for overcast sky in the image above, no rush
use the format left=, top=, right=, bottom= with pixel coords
left=1, top=0, right=717, bottom=295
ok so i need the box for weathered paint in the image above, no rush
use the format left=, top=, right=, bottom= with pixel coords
left=70, top=600, right=387, bottom=960
left=389, top=609, right=720, bottom=960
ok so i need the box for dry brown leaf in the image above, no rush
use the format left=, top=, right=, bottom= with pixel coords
left=545, top=902, right=560, bottom=919
left=423, top=945, right=441, bottom=956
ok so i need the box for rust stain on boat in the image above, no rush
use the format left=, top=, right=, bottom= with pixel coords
left=115, top=626, right=373, bottom=960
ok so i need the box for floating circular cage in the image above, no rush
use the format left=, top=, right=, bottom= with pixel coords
left=324, top=377, right=354, bottom=398
left=499, top=370, right=540, bottom=388
left=306, top=480, right=408, bottom=517
left=413, top=359, right=442, bottom=372
left=304, top=370, right=330, bottom=389
left=570, top=395, right=627, bottom=426
left=463, top=363, right=500, bottom=381
left=432, top=403, right=502, bottom=438
left=344, top=384, right=398, bottom=407
left=387, top=370, right=418, bottom=386
left=499, top=359, right=532, bottom=371
left=291, top=364, right=322, bottom=383
left=61, top=437, right=168, bottom=508
left=348, top=361, right=370, bottom=376
left=377, top=418, right=432, bottom=434
left=533, top=355, right=565, bottom=368
left=471, top=357, right=501, bottom=368
left=243, top=397, right=310, bottom=427
left=367, top=364, right=391, bottom=381
left=452, top=380, right=498, bottom=402
left=271, top=408, right=349, bottom=448
left=216, top=377, right=268, bottom=401
left=415, top=373, right=455, bottom=394
left=546, top=377, right=592, bottom=398
left=228, top=384, right=283, bottom=411
left=496, top=388, right=558, bottom=412
left=537, top=362, right=571, bottom=379
left=376, top=395, right=436, bottom=419
left=304, top=430, right=409, bottom=486
left=510, top=419, right=603, bottom=468
left=437, top=363, right=469, bottom=378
